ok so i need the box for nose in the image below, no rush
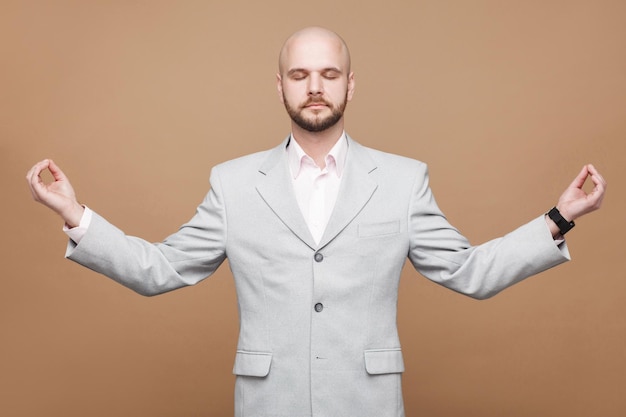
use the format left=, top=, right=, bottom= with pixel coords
left=308, top=73, right=323, bottom=96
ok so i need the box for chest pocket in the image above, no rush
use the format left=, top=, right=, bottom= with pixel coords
left=358, top=220, right=401, bottom=238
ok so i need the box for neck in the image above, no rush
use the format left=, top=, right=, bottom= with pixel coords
left=291, top=121, right=344, bottom=169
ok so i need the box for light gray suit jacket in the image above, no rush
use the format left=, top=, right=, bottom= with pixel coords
left=67, top=135, right=570, bottom=417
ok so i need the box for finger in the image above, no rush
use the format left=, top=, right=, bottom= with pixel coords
left=585, top=185, right=607, bottom=212
left=26, top=159, right=48, bottom=182
left=591, top=174, right=606, bottom=190
left=47, top=159, right=68, bottom=182
left=586, top=165, right=607, bottom=196
left=590, top=176, right=607, bottom=201
left=586, top=190, right=605, bottom=210
left=587, top=164, right=607, bottom=188
left=26, top=160, right=52, bottom=200
left=568, top=165, right=590, bottom=190
left=27, top=160, right=48, bottom=188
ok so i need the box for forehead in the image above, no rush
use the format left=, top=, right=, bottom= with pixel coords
left=280, top=34, right=349, bottom=73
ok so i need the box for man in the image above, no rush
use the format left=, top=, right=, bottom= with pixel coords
left=27, top=27, right=606, bottom=416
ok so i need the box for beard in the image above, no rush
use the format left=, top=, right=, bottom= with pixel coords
left=283, top=92, right=348, bottom=133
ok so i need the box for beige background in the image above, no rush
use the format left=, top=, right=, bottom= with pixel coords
left=2, top=0, right=625, bottom=416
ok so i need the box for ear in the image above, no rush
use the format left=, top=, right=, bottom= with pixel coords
left=276, top=73, right=284, bottom=103
left=347, top=71, right=355, bottom=101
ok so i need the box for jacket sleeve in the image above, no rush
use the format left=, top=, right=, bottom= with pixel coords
left=65, top=167, right=228, bottom=296
left=407, top=163, right=570, bottom=299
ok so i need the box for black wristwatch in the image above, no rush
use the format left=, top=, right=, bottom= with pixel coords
left=547, top=207, right=575, bottom=235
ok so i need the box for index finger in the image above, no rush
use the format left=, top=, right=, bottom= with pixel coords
left=47, top=159, right=68, bottom=182
left=568, top=165, right=590, bottom=190
left=26, top=159, right=50, bottom=184
left=587, top=164, right=607, bottom=188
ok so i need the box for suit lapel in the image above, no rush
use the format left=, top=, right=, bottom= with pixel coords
left=256, top=137, right=317, bottom=249
left=256, top=135, right=379, bottom=250
left=319, top=136, right=378, bottom=248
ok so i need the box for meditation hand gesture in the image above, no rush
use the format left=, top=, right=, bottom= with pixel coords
left=546, top=164, right=607, bottom=237
left=26, top=159, right=84, bottom=228
left=556, top=164, right=606, bottom=221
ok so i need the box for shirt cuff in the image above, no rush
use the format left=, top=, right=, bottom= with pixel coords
left=63, top=206, right=92, bottom=244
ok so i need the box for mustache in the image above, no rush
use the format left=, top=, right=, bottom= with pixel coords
left=302, top=98, right=332, bottom=108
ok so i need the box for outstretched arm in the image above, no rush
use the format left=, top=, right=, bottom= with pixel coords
left=546, top=164, right=607, bottom=237
left=26, top=159, right=85, bottom=228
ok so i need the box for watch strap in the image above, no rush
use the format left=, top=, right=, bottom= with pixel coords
left=547, top=207, right=575, bottom=235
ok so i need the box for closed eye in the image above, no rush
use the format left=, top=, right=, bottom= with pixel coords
left=286, top=68, right=343, bottom=81
left=322, top=70, right=341, bottom=79
left=288, top=69, right=308, bottom=81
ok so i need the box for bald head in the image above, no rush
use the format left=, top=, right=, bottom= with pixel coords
left=276, top=27, right=355, bottom=136
left=278, top=27, right=351, bottom=76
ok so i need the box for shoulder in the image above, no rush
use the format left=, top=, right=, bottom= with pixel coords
left=349, top=137, right=428, bottom=175
left=213, top=137, right=287, bottom=173
left=214, top=149, right=273, bottom=172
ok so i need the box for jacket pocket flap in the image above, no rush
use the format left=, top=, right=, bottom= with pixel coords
left=233, top=350, right=272, bottom=377
left=364, top=348, right=404, bottom=375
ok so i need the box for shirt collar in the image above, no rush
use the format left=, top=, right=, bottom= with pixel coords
left=286, top=132, right=348, bottom=179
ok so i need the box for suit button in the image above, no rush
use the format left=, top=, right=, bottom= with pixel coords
left=314, top=253, right=324, bottom=262
left=314, top=303, right=324, bottom=312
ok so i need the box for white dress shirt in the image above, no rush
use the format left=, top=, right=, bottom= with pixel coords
left=63, top=204, right=92, bottom=244
left=286, top=133, right=348, bottom=244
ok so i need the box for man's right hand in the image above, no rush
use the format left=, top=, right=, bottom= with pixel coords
left=26, top=159, right=85, bottom=228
